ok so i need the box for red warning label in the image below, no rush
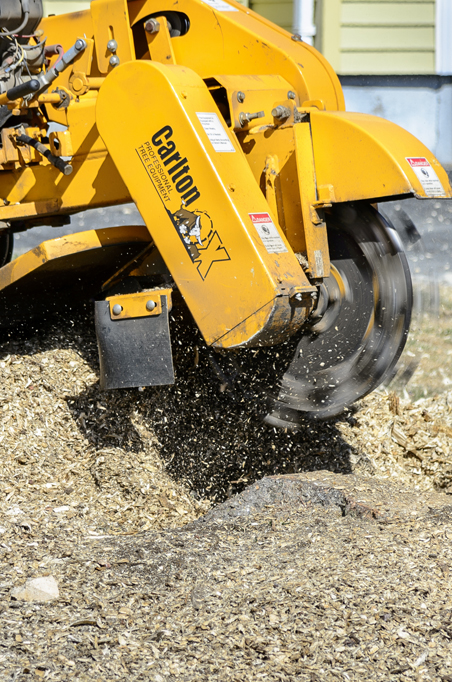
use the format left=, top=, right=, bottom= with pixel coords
left=249, top=213, right=287, bottom=254
left=406, top=157, right=429, bottom=167
left=405, top=157, right=445, bottom=197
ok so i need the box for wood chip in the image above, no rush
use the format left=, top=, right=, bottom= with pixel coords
left=0, top=290, right=452, bottom=680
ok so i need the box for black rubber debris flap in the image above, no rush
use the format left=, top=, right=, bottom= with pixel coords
left=95, top=295, right=174, bottom=390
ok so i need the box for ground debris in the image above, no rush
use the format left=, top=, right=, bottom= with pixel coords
left=0, top=312, right=209, bottom=542
left=338, top=390, right=452, bottom=493
left=2, top=309, right=452, bottom=679
left=11, top=575, right=59, bottom=602
left=1, top=473, right=452, bottom=681
left=200, top=470, right=452, bottom=524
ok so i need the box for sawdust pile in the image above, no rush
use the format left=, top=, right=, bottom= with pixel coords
left=2, top=309, right=452, bottom=681
left=1, top=306, right=452, bottom=538
left=2, top=472, right=452, bottom=681
left=336, top=391, right=452, bottom=491
left=0, top=312, right=210, bottom=536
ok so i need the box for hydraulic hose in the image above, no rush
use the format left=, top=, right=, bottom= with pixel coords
left=16, top=133, right=73, bottom=175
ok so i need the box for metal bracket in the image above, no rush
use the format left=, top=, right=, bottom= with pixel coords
left=143, top=15, right=176, bottom=64
left=293, top=121, right=331, bottom=278
left=95, top=289, right=175, bottom=389
left=106, top=288, right=173, bottom=320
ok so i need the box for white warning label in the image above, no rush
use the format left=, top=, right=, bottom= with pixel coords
left=201, top=0, right=239, bottom=10
left=196, top=112, right=236, bottom=153
left=406, top=157, right=446, bottom=197
left=249, top=213, right=288, bottom=254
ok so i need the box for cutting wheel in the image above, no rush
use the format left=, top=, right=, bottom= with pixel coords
left=262, top=203, right=412, bottom=427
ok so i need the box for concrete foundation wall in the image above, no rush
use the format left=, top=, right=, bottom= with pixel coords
left=341, top=76, right=452, bottom=168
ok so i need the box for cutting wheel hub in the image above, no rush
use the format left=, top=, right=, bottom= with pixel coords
left=309, top=266, right=344, bottom=327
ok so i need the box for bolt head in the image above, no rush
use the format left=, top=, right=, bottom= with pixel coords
left=288, top=91, right=296, bottom=100
left=294, top=293, right=303, bottom=302
left=107, top=39, right=118, bottom=53
left=72, top=76, right=84, bottom=93
left=112, top=304, right=123, bottom=316
left=144, top=18, right=160, bottom=34
left=109, top=55, right=120, bottom=67
left=237, top=91, right=245, bottom=103
left=146, top=300, right=157, bottom=312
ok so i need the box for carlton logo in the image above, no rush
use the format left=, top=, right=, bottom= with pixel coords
left=139, top=125, right=231, bottom=280
left=151, top=125, right=200, bottom=207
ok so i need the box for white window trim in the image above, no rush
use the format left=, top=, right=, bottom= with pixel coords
left=436, top=0, right=452, bottom=75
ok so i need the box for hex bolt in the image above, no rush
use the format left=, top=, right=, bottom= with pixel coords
left=144, top=18, right=160, bottom=34
left=239, top=110, right=265, bottom=127
left=107, top=39, right=118, bottom=53
left=272, top=105, right=291, bottom=120
left=112, top=304, right=123, bottom=316
left=109, top=55, right=120, bottom=67
left=288, top=91, right=296, bottom=100
left=237, top=91, right=245, bottom=103
left=146, top=300, right=157, bottom=311
left=294, top=293, right=303, bottom=302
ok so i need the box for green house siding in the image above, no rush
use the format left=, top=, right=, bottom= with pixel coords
left=341, top=27, right=434, bottom=51
left=340, top=0, right=435, bottom=74
left=342, top=50, right=435, bottom=72
left=341, top=1, right=434, bottom=24
left=250, top=0, right=437, bottom=75
left=42, top=0, right=90, bottom=15
left=250, top=0, right=293, bottom=32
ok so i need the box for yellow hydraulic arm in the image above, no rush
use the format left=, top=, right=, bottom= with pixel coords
left=96, top=60, right=315, bottom=348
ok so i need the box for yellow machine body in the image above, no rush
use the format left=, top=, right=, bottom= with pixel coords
left=96, top=60, right=317, bottom=348
left=0, top=0, right=450, bottom=367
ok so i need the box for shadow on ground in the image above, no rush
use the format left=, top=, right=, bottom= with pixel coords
left=0, top=304, right=365, bottom=503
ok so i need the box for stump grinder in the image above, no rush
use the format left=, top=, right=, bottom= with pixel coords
left=0, top=0, right=450, bottom=428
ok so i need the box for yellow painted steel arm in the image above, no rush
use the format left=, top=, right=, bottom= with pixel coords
left=127, top=0, right=344, bottom=112
left=309, top=111, right=452, bottom=202
left=96, top=60, right=314, bottom=348
left=0, top=225, right=150, bottom=291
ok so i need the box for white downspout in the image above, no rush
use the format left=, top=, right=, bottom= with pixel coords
left=436, top=0, right=452, bottom=75
left=292, top=0, right=316, bottom=46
